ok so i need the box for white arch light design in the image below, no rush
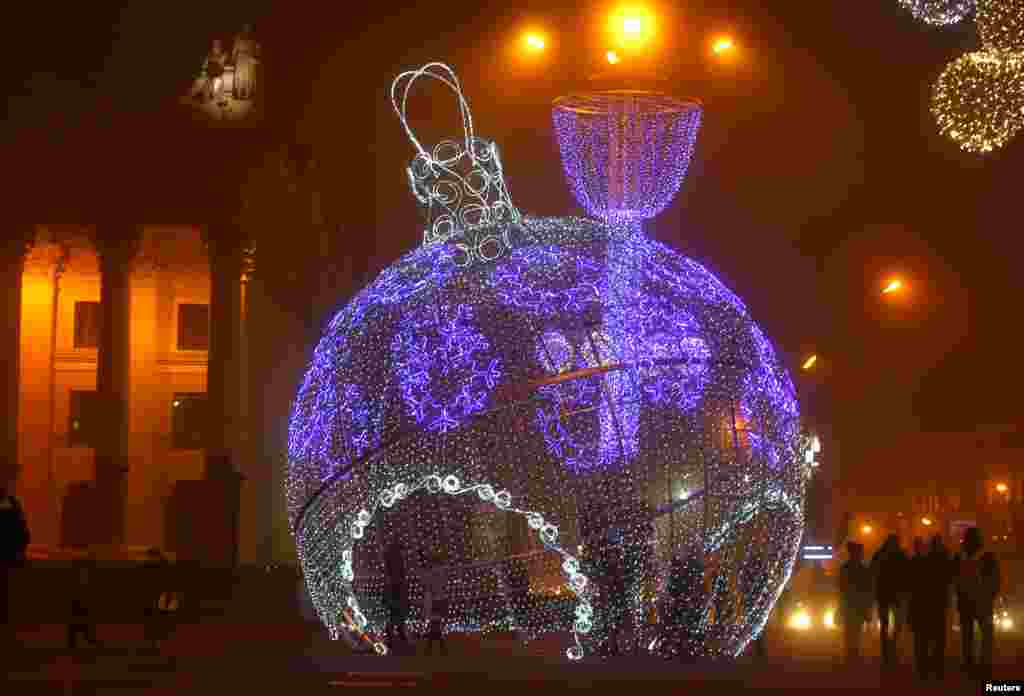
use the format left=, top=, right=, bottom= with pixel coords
left=336, top=470, right=594, bottom=660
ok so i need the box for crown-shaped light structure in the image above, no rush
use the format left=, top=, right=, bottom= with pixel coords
left=392, top=63, right=521, bottom=247
left=552, top=91, right=702, bottom=233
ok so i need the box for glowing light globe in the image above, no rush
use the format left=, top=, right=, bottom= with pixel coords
left=931, top=50, right=1024, bottom=153
left=897, top=0, right=975, bottom=26
left=977, top=0, right=1024, bottom=51
left=288, top=64, right=806, bottom=661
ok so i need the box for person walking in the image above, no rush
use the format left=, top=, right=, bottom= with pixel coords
left=871, top=534, right=909, bottom=668
left=954, top=527, right=999, bottom=679
left=0, top=484, right=30, bottom=645
left=142, top=548, right=180, bottom=652
left=908, top=537, right=928, bottom=674
left=603, top=534, right=627, bottom=657
left=383, top=540, right=410, bottom=654
left=421, top=553, right=450, bottom=657
left=739, top=551, right=769, bottom=659
left=621, top=514, right=653, bottom=655
left=676, top=551, right=706, bottom=662
left=660, top=556, right=686, bottom=659
left=912, top=535, right=954, bottom=680
left=839, top=541, right=873, bottom=665
left=67, top=551, right=102, bottom=649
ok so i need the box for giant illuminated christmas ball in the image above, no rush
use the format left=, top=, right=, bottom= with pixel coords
left=288, top=63, right=807, bottom=661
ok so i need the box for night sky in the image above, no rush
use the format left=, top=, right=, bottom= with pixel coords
left=3, top=1, right=1022, bottom=491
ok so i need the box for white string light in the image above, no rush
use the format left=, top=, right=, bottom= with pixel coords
left=392, top=63, right=521, bottom=248
left=897, top=0, right=975, bottom=26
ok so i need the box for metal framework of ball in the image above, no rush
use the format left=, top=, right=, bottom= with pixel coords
left=287, top=70, right=807, bottom=662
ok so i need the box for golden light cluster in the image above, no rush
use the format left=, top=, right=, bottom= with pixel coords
left=931, top=50, right=1024, bottom=153
left=977, top=0, right=1024, bottom=51
left=608, top=5, right=657, bottom=50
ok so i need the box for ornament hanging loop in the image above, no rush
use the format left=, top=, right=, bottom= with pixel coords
left=390, top=62, right=521, bottom=250
left=390, top=62, right=477, bottom=167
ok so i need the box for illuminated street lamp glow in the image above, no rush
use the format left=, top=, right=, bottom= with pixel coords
left=712, top=37, right=735, bottom=55
left=882, top=279, right=904, bottom=294
left=996, top=482, right=1009, bottom=494
left=922, top=517, right=933, bottom=526
left=789, top=609, right=812, bottom=630
left=609, top=6, right=655, bottom=48
left=802, top=355, right=817, bottom=370
left=524, top=33, right=546, bottom=52
left=861, top=524, right=873, bottom=534
left=606, top=50, right=621, bottom=65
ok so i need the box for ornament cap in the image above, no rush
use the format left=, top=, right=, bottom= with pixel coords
left=391, top=62, right=521, bottom=246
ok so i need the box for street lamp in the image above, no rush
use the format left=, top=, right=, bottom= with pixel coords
left=996, top=482, right=1009, bottom=494
left=882, top=278, right=905, bottom=295
left=922, top=517, right=933, bottom=527
left=802, top=354, right=818, bottom=371
left=711, top=36, right=736, bottom=56
left=861, top=524, right=873, bottom=535
left=609, top=5, right=656, bottom=51
left=523, top=32, right=546, bottom=53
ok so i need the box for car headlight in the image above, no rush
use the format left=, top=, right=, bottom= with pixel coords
left=789, top=609, right=812, bottom=630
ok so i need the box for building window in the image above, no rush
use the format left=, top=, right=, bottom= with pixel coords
left=69, top=390, right=102, bottom=447
left=73, top=301, right=102, bottom=349
left=177, top=304, right=210, bottom=351
left=172, top=393, right=208, bottom=450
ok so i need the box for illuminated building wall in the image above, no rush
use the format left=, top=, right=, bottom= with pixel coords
left=16, top=226, right=219, bottom=553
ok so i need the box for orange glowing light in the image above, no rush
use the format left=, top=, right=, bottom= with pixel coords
left=882, top=279, right=904, bottom=295
left=609, top=6, right=656, bottom=48
left=861, top=524, right=873, bottom=534
left=922, top=517, right=933, bottom=526
left=524, top=33, right=546, bottom=51
left=802, top=355, right=817, bottom=370
left=712, top=36, right=735, bottom=55
left=606, top=50, right=621, bottom=65
left=996, top=482, right=1009, bottom=494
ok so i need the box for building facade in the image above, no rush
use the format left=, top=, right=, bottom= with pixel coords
left=9, top=224, right=264, bottom=563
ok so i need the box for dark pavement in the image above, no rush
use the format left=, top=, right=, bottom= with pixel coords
left=5, top=623, right=1021, bottom=693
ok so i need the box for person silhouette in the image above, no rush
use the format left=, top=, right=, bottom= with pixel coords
left=421, top=552, right=450, bottom=657
left=383, top=539, right=410, bottom=653
left=955, top=527, right=999, bottom=679
left=840, top=541, right=873, bottom=665
left=0, top=484, right=31, bottom=643
left=913, top=535, right=953, bottom=680
left=871, top=534, right=909, bottom=668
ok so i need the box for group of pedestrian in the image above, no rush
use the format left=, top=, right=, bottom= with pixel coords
left=839, top=526, right=1001, bottom=680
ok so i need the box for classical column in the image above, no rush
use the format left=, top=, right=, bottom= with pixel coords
left=202, top=224, right=248, bottom=565
left=0, top=227, right=34, bottom=490
left=92, top=226, right=140, bottom=545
